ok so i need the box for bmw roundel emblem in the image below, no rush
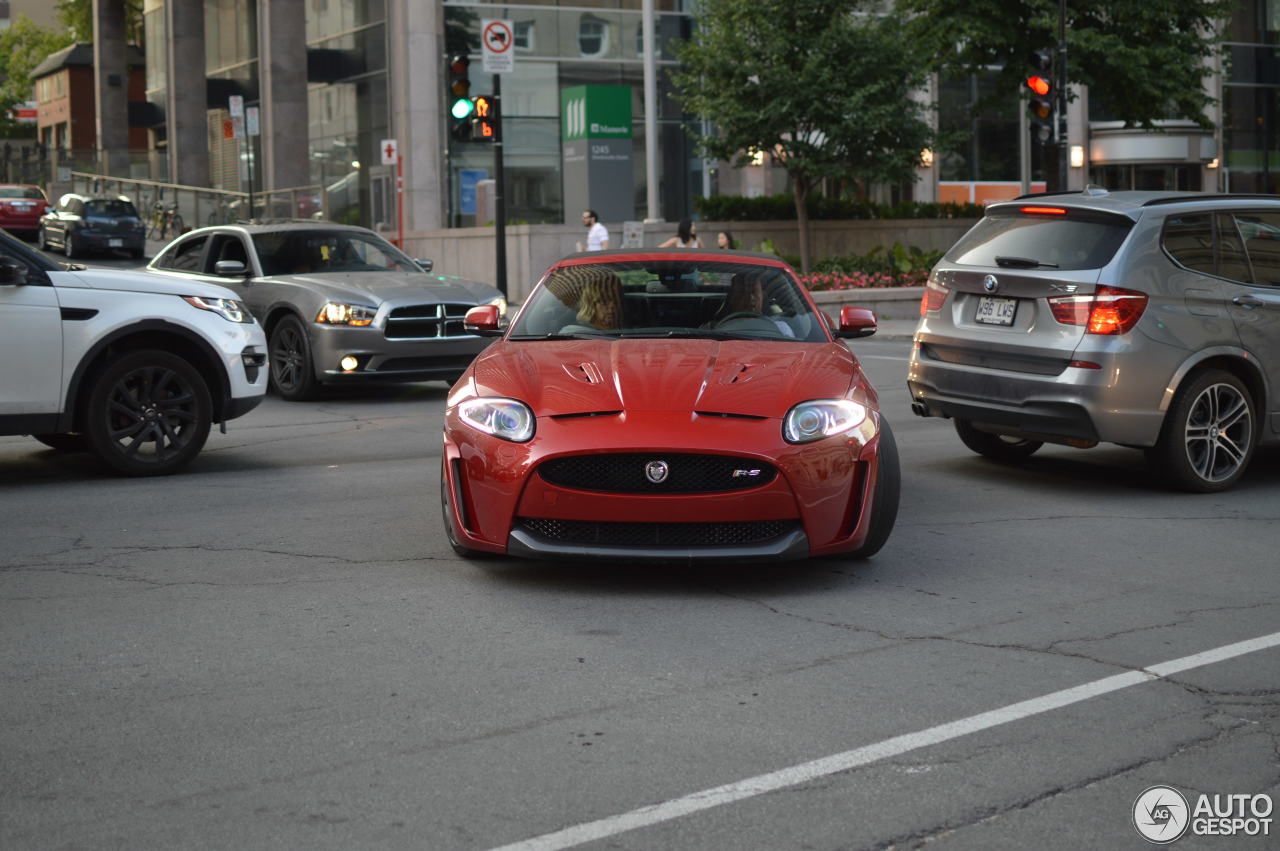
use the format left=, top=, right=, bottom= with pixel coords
left=645, top=460, right=669, bottom=484
left=983, top=274, right=999, bottom=293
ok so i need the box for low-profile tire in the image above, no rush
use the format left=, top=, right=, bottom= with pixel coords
left=1147, top=369, right=1255, bottom=493
left=269, top=314, right=321, bottom=401
left=37, top=227, right=51, bottom=252
left=63, top=232, right=78, bottom=259
left=83, top=350, right=212, bottom=476
left=954, top=418, right=1042, bottom=462
left=33, top=433, right=88, bottom=453
left=440, top=461, right=496, bottom=560
left=847, top=415, right=901, bottom=560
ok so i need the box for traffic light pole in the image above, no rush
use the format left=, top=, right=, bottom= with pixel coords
left=493, top=75, right=507, bottom=297
left=1057, top=0, right=1069, bottom=189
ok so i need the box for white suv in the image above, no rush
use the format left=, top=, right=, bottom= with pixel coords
left=0, top=229, right=267, bottom=475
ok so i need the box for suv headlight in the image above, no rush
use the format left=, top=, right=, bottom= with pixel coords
left=783, top=399, right=867, bottom=444
left=183, top=295, right=253, bottom=324
left=458, top=397, right=535, bottom=442
left=316, top=302, right=376, bottom=326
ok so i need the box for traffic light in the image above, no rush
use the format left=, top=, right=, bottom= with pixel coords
left=448, top=55, right=473, bottom=141
left=471, top=94, right=498, bottom=142
left=1026, top=49, right=1054, bottom=143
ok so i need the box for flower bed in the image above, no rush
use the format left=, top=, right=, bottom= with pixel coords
left=800, top=270, right=929, bottom=291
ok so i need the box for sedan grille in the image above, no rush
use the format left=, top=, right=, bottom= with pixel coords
left=385, top=303, right=474, bottom=340
left=537, top=453, right=777, bottom=493
left=517, top=518, right=797, bottom=548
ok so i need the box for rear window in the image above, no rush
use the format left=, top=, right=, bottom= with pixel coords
left=0, top=186, right=44, bottom=200
left=84, top=200, right=138, bottom=217
left=945, top=210, right=1133, bottom=271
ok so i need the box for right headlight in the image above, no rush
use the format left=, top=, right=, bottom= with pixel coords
left=315, top=302, right=376, bottom=326
left=783, top=399, right=867, bottom=444
left=458, top=397, right=535, bottom=442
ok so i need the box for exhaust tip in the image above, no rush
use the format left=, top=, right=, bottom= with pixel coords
left=911, top=400, right=929, bottom=417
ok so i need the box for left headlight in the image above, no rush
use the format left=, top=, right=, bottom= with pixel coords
left=315, top=302, right=376, bottom=326
left=183, top=295, right=253, bottom=324
left=783, top=399, right=867, bottom=444
left=458, top=397, right=535, bottom=442
left=484, top=295, right=508, bottom=317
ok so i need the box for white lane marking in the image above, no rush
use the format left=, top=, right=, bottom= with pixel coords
left=490, top=631, right=1280, bottom=851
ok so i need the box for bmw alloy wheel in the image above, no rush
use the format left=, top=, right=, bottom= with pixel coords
left=1183, top=381, right=1252, bottom=485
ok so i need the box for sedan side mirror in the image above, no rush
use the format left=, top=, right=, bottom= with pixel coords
left=0, top=257, right=29, bottom=285
left=463, top=304, right=503, bottom=336
left=415, top=258, right=434, bottom=273
left=836, top=306, right=877, bottom=339
left=214, top=259, right=248, bottom=277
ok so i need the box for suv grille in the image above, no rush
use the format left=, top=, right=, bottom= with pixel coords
left=537, top=453, right=777, bottom=493
left=385, top=303, right=473, bottom=340
left=517, top=518, right=796, bottom=548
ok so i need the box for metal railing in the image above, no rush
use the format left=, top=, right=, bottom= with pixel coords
left=70, top=172, right=327, bottom=240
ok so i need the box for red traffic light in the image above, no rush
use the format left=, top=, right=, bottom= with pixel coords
left=1025, top=75, right=1051, bottom=96
left=450, top=55, right=470, bottom=75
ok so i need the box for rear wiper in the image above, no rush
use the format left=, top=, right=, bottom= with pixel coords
left=994, top=255, right=1059, bottom=268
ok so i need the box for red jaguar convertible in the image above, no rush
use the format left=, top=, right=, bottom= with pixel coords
left=440, top=249, right=899, bottom=562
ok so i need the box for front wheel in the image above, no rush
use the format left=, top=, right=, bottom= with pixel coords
left=440, top=461, right=495, bottom=559
left=63, top=232, right=78, bottom=259
left=84, top=350, right=212, bottom=476
left=38, top=227, right=51, bottom=252
left=847, top=416, right=900, bottom=560
left=269, top=315, right=320, bottom=401
left=954, top=418, right=1042, bottom=463
left=1148, top=369, right=1255, bottom=493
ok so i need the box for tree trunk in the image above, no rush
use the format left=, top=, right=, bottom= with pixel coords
left=793, top=175, right=811, bottom=275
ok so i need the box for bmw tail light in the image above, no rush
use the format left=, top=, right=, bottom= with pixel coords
left=920, top=277, right=949, bottom=315
left=1047, top=285, right=1147, bottom=334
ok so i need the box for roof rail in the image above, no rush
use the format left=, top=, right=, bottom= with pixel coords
left=1141, top=193, right=1280, bottom=207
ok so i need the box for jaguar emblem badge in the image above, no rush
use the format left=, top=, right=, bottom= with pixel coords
left=645, top=460, right=669, bottom=483
left=983, top=274, right=999, bottom=293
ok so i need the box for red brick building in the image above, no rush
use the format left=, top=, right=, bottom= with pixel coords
left=33, top=42, right=149, bottom=153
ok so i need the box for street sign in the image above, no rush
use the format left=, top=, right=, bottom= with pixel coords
left=380, top=138, right=398, bottom=166
left=228, top=95, right=244, bottom=118
left=622, top=221, right=644, bottom=248
left=246, top=107, right=260, bottom=137
left=481, top=19, right=514, bottom=74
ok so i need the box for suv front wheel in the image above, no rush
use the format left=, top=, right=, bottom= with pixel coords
left=1148, top=369, right=1255, bottom=493
left=954, top=419, right=1043, bottom=463
left=84, top=350, right=213, bottom=476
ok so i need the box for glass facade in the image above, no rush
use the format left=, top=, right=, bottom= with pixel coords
left=443, top=1, right=695, bottom=226
left=937, top=70, right=1041, bottom=182
left=1225, top=0, right=1280, bottom=192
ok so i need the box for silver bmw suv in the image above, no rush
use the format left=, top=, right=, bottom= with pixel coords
left=908, top=189, right=1280, bottom=492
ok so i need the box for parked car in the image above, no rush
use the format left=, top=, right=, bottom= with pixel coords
left=908, top=188, right=1280, bottom=492
left=440, top=249, right=900, bottom=562
left=0, top=184, right=50, bottom=239
left=147, top=222, right=506, bottom=400
left=39, top=193, right=146, bottom=259
left=0, top=227, right=267, bottom=475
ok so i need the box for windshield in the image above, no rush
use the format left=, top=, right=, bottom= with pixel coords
left=84, top=200, right=138, bottom=218
left=0, top=187, right=43, bottom=200
left=508, top=259, right=828, bottom=342
left=946, top=211, right=1133, bottom=271
left=252, top=229, right=421, bottom=276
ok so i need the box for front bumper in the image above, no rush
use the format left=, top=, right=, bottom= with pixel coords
left=441, top=409, right=886, bottom=561
left=310, top=322, right=493, bottom=383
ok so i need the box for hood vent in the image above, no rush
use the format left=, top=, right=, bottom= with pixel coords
left=565, top=361, right=605, bottom=384
left=721, top=363, right=757, bottom=384
left=695, top=411, right=767, bottom=421
left=549, top=410, right=622, bottom=421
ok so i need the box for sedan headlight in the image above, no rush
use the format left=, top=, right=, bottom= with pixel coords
left=183, top=295, right=253, bottom=324
left=484, top=295, right=508, bottom=317
left=783, top=399, right=867, bottom=444
left=316, top=302, right=376, bottom=326
left=458, top=397, right=535, bottom=442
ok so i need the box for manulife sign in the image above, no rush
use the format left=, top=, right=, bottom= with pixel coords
left=561, top=86, right=633, bottom=140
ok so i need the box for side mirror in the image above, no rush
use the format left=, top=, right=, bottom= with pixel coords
left=214, top=259, right=248, bottom=277
left=0, top=257, right=29, bottom=285
left=836, top=306, right=877, bottom=339
left=415, top=258, right=434, bottom=273
left=463, top=304, right=503, bottom=336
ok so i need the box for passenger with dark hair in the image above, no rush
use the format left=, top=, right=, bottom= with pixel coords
left=660, top=219, right=703, bottom=248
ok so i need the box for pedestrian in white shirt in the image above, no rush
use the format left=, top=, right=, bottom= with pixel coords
left=580, top=210, right=609, bottom=251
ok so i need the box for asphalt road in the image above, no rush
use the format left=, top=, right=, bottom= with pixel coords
left=2, top=259, right=1278, bottom=849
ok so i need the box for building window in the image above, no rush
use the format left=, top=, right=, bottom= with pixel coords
left=578, top=16, right=608, bottom=58
left=514, top=21, right=534, bottom=51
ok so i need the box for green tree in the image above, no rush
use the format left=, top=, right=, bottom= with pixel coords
left=672, top=0, right=934, bottom=273
left=900, top=0, right=1234, bottom=130
left=0, top=17, right=74, bottom=137
left=56, top=0, right=146, bottom=45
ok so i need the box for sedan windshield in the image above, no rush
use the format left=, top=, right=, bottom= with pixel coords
left=509, top=259, right=829, bottom=342
left=252, top=229, right=421, bottom=276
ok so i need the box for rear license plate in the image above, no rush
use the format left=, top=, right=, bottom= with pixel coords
left=975, top=296, right=1017, bottom=326
left=109, top=238, right=123, bottom=247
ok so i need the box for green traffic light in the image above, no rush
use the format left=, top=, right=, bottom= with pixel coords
left=451, top=98, right=474, bottom=120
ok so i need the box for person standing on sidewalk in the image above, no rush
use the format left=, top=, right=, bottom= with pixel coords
left=577, top=210, right=609, bottom=252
